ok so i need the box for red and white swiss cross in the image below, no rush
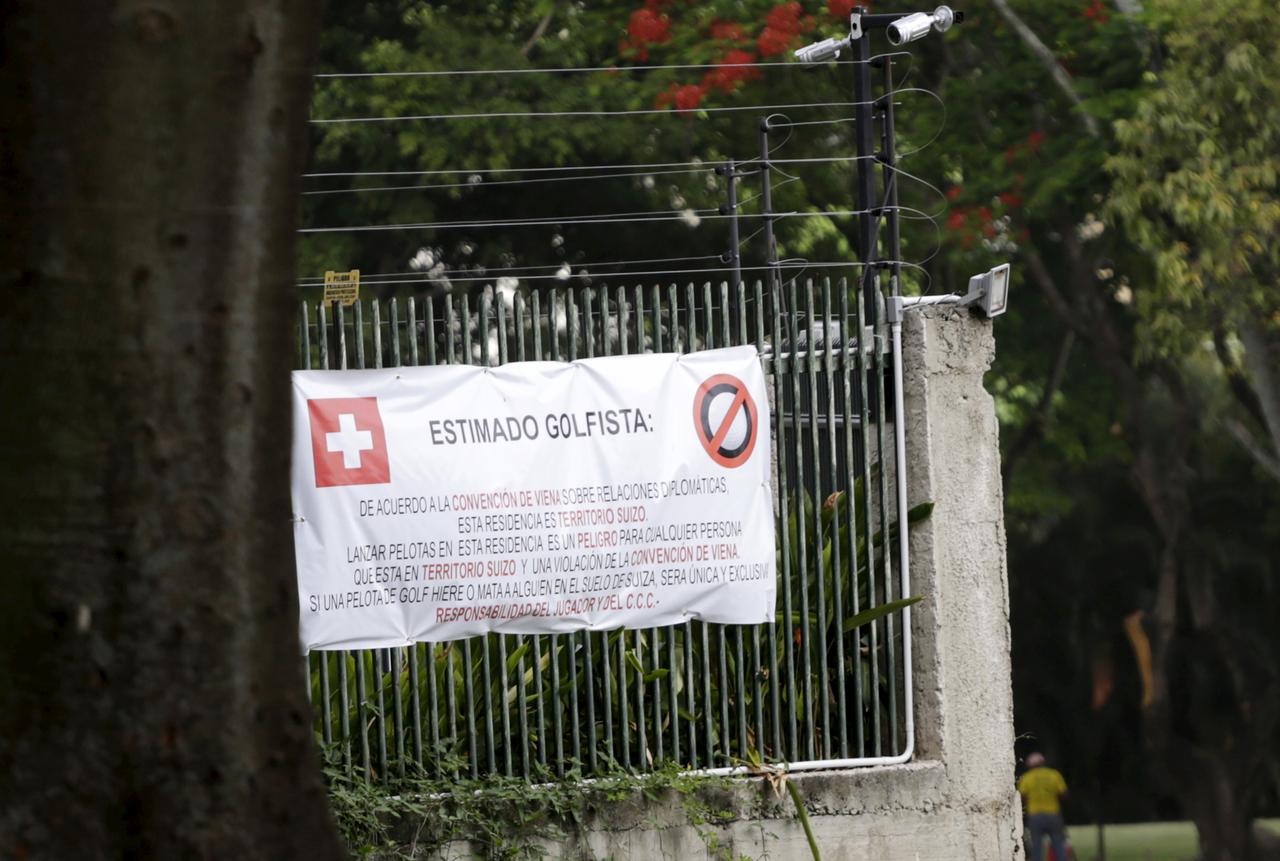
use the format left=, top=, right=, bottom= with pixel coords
left=307, top=397, right=391, bottom=488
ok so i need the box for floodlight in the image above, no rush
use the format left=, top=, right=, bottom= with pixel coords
left=961, top=263, right=1012, bottom=317
left=794, top=35, right=852, bottom=65
left=886, top=6, right=955, bottom=45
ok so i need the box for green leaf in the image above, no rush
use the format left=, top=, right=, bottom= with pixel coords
left=840, top=596, right=923, bottom=634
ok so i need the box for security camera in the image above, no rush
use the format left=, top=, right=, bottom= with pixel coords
left=794, top=35, right=852, bottom=65
left=886, top=6, right=955, bottom=45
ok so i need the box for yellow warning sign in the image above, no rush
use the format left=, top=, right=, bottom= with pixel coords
left=323, top=270, right=360, bottom=306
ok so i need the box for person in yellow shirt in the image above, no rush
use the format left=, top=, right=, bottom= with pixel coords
left=1017, top=752, right=1070, bottom=861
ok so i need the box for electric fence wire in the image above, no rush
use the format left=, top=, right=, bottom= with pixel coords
left=302, top=55, right=946, bottom=295
left=304, top=155, right=878, bottom=180
left=303, top=85, right=944, bottom=197
left=295, top=259, right=932, bottom=289
left=296, top=203, right=939, bottom=290
left=297, top=204, right=941, bottom=235
left=302, top=164, right=713, bottom=196
left=312, top=100, right=869, bottom=125
left=302, top=109, right=949, bottom=232
left=298, top=154, right=945, bottom=286
left=298, top=253, right=723, bottom=284
left=302, top=131, right=824, bottom=195
left=298, top=196, right=944, bottom=282
left=752, top=87, right=943, bottom=128
left=312, top=51, right=916, bottom=79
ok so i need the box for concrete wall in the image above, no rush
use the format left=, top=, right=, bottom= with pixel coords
left=416, top=307, right=1022, bottom=860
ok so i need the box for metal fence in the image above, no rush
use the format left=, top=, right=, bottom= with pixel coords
left=299, top=276, right=913, bottom=782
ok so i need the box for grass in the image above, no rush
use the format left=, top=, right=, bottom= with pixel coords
left=1056, top=819, right=1280, bottom=861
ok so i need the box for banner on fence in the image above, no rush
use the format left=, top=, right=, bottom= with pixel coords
left=292, top=346, right=776, bottom=651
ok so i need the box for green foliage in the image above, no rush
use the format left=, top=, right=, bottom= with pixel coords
left=323, top=750, right=761, bottom=860
left=1108, top=0, right=1280, bottom=357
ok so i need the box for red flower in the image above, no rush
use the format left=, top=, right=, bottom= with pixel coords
left=656, top=82, right=706, bottom=111
left=702, top=49, right=761, bottom=93
left=628, top=8, right=672, bottom=46
left=946, top=185, right=964, bottom=201
left=765, top=2, right=808, bottom=30
left=999, top=192, right=1023, bottom=208
left=946, top=209, right=968, bottom=231
left=982, top=223, right=998, bottom=239
left=757, top=28, right=793, bottom=57
left=709, top=19, right=747, bottom=42
left=1082, top=0, right=1110, bottom=22
left=757, top=2, right=815, bottom=57
left=828, top=0, right=861, bottom=16
left=977, top=206, right=993, bottom=222
left=674, top=84, right=705, bottom=111
left=1027, top=130, right=1046, bottom=151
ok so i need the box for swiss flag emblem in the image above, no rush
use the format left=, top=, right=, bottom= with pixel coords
left=307, top=398, right=391, bottom=488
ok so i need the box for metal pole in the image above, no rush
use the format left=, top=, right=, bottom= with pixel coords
left=851, top=9, right=880, bottom=328
left=720, top=159, right=742, bottom=292
left=759, top=120, right=782, bottom=313
left=878, top=55, right=902, bottom=298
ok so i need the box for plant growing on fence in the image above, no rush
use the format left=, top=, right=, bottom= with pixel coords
left=309, top=485, right=928, bottom=782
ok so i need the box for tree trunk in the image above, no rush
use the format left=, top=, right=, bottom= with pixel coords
left=0, top=3, right=344, bottom=859
left=1184, top=756, right=1259, bottom=861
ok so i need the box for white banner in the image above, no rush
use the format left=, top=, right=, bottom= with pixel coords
left=291, top=347, right=777, bottom=651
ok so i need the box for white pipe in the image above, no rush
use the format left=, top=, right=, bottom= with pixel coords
left=890, top=315, right=915, bottom=765
left=900, top=293, right=959, bottom=307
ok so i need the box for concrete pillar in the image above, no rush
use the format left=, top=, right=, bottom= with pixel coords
left=902, top=305, right=1023, bottom=855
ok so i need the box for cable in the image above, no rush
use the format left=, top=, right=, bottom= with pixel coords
left=312, top=52, right=914, bottom=80
left=762, top=88, right=943, bottom=128
left=296, top=260, right=929, bottom=288
left=896, top=91, right=948, bottom=159
left=302, top=164, right=713, bottom=196
left=303, top=155, right=873, bottom=180
left=298, top=253, right=723, bottom=284
left=301, top=208, right=713, bottom=234
left=298, top=206, right=909, bottom=234
left=312, top=100, right=867, bottom=125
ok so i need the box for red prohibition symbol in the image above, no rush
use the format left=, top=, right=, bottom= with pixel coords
left=692, top=373, right=759, bottom=468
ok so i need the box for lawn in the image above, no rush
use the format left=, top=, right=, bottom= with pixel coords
left=1056, top=819, right=1280, bottom=861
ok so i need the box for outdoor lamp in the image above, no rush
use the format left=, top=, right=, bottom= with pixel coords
left=893, top=263, right=1012, bottom=318
left=961, top=262, right=1011, bottom=317
left=886, top=6, right=956, bottom=45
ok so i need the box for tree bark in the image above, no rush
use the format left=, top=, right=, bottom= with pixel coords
left=1236, top=317, right=1280, bottom=480
left=0, top=3, right=344, bottom=859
